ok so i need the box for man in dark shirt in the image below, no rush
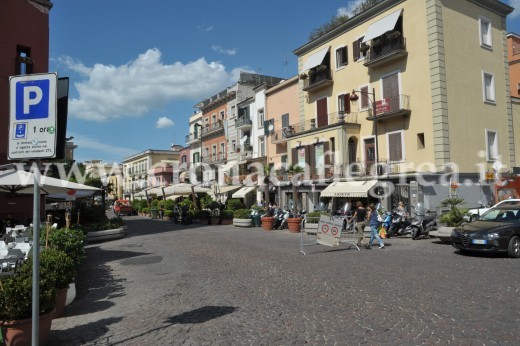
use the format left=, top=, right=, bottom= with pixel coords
left=352, top=202, right=367, bottom=247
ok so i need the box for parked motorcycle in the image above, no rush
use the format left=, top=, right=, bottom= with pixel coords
left=278, top=208, right=293, bottom=230
left=386, top=210, right=411, bottom=238
left=405, top=206, right=437, bottom=240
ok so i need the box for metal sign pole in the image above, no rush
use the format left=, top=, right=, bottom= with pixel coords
left=32, top=159, right=41, bottom=345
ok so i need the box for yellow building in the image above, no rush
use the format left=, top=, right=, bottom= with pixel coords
left=292, top=0, right=515, bottom=211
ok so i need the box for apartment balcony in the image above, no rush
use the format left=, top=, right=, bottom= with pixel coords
left=302, top=67, right=333, bottom=92
left=202, top=152, right=226, bottom=164
left=271, top=128, right=289, bottom=144
left=185, top=133, right=201, bottom=145
left=363, top=35, right=407, bottom=68
left=348, top=159, right=404, bottom=177
left=366, top=94, right=410, bottom=121
left=284, top=111, right=358, bottom=138
left=235, top=117, right=252, bottom=129
left=201, top=121, right=224, bottom=137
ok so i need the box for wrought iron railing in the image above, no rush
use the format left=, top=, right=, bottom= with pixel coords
left=365, top=36, right=406, bottom=64
left=302, top=68, right=332, bottom=90
left=284, top=112, right=358, bottom=137
left=367, top=94, right=410, bottom=118
left=235, top=117, right=252, bottom=128
left=201, top=121, right=224, bottom=136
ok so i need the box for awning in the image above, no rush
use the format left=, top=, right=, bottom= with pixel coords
left=302, top=46, right=330, bottom=71
left=215, top=185, right=242, bottom=194
left=232, top=186, right=256, bottom=199
left=362, top=9, right=402, bottom=43
left=219, top=161, right=238, bottom=172
left=163, top=183, right=210, bottom=196
left=320, top=180, right=377, bottom=198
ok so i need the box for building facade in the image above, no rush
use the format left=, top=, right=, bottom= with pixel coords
left=293, top=0, right=515, bottom=212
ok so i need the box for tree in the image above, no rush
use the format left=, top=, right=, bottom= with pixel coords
left=286, top=164, right=304, bottom=218
left=439, top=197, right=468, bottom=227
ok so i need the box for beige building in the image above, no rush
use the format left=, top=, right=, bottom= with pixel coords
left=122, top=149, right=180, bottom=200
left=84, top=160, right=123, bottom=200
left=292, top=0, right=515, bottom=211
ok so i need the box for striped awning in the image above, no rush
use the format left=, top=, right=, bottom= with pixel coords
left=232, top=186, right=256, bottom=199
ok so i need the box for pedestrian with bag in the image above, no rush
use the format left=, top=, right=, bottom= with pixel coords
left=353, top=201, right=367, bottom=247
left=366, top=203, right=385, bottom=249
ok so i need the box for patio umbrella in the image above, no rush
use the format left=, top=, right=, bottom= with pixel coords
left=0, top=169, right=101, bottom=195
left=163, top=182, right=210, bottom=196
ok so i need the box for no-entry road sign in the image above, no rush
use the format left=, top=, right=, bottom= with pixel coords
left=8, top=73, right=58, bottom=160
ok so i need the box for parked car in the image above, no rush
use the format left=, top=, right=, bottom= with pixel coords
left=113, top=199, right=135, bottom=216
left=465, top=198, right=520, bottom=222
left=451, top=205, right=520, bottom=257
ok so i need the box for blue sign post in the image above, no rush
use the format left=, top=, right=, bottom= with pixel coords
left=9, top=73, right=57, bottom=160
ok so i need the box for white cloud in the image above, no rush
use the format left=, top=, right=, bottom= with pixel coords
left=70, top=132, right=136, bottom=161
left=156, top=116, right=175, bottom=128
left=62, top=48, right=230, bottom=122
left=509, top=0, right=520, bottom=18
left=198, top=24, right=214, bottom=32
left=337, top=0, right=364, bottom=18
left=212, top=45, right=238, bottom=56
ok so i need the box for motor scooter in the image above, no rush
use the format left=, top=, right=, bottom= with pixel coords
left=278, top=208, right=293, bottom=230
left=405, top=205, right=437, bottom=240
left=387, top=210, right=411, bottom=237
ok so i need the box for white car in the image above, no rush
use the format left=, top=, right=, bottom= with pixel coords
left=466, top=198, right=520, bottom=221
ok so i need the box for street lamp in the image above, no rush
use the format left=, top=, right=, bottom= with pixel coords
left=194, top=123, right=203, bottom=184
left=350, top=88, right=380, bottom=180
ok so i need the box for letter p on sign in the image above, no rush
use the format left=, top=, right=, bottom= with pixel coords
left=16, top=79, right=50, bottom=120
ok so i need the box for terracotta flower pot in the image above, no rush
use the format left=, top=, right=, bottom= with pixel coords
left=261, top=216, right=275, bottom=231
left=0, top=308, right=55, bottom=346
left=287, top=218, right=302, bottom=233
left=54, top=287, right=69, bottom=318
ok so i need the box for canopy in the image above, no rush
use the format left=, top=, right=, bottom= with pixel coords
left=302, top=46, right=330, bottom=71
left=219, top=161, right=238, bottom=173
left=320, top=180, right=377, bottom=198
left=215, top=185, right=242, bottom=194
left=163, top=183, right=210, bottom=196
left=362, top=9, right=402, bottom=43
left=232, top=186, right=256, bottom=199
left=0, top=169, right=101, bottom=195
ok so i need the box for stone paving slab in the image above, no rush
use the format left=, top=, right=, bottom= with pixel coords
left=48, top=216, right=520, bottom=345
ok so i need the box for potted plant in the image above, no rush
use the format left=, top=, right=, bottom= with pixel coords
left=0, top=257, right=57, bottom=346
left=233, top=209, right=253, bottom=227
left=39, top=248, right=76, bottom=318
left=435, top=197, right=469, bottom=243
left=286, top=164, right=305, bottom=233
left=86, top=217, right=127, bottom=243
left=194, top=209, right=211, bottom=224
left=261, top=165, right=275, bottom=230
left=360, top=42, right=370, bottom=53
left=220, top=210, right=234, bottom=225
left=164, top=209, right=173, bottom=220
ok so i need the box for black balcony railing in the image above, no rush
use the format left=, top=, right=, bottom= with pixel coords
left=364, top=35, right=407, bottom=67
left=202, top=121, right=224, bottom=136
left=236, top=117, right=252, bottom=128
left=302, top=68, right=333, bottom=91
left=185, top=133, right=200, bottom=143
left=366, top=94, right=411, bottom=120
left=283, top=112, right=358, bottom=138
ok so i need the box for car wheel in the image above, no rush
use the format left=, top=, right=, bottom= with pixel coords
left=507, top=236, right=520, bottom=258
left=411, top=227, right=419, bottom=240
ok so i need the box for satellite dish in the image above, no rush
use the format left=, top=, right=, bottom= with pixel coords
left=240, top=135, right=248, bottom=144
left=493, top=161, right=503, bottom=172
left=268, top=124, right=274, bottom=132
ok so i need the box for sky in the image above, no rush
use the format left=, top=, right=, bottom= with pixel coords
left=48, top=0, right=520, bottom=164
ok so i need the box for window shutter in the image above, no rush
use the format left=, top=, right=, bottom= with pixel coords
left=324, top=142, right=331, bottom=177
left=309, top=145, right=316, bottom=177
left=342, top=46, right=348, bottom=65
left=388, top=133, right=402, bottom=162
left=344, top=93, right=351, bottom=114
left=353, top=40, right=360, bottom=61
left=292, top=147, right=298, bottom=166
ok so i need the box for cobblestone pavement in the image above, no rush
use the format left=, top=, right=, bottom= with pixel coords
left=49, top=216, right=520, bottom=345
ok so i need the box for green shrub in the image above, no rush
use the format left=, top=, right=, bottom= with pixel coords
left=40, top=248, right=76, bottom=289
left=439, top=197, right=468, bottom=227
left=233, top=209, right=251, bottom=219
left=227, top=198, right=245, bottom=210
left=164, top=210, right=173, bottom=217
left=151, top=199, right=159, bottom=208
left=0, top=258, right=56, bottom=321
left=142, top=207, right=150, bottom=214
left=306, top=211, right=329, bottom=223
left=194, top=209, right=211, bottom=219
left=221, top=210, right=234, bottom=220
left=164, top=199, right=174, bottom=210
left=46, top=227, right=86, bottom=270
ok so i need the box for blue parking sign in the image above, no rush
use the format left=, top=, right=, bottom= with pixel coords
left=15, top=79, right=50, bottom=120
left=14, top=123, right=27, bottom=139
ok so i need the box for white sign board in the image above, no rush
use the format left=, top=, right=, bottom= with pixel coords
left=317, top=215, right=343, bottom=247
left=8, top=73, right=58, bottom=159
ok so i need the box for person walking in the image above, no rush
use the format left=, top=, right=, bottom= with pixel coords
left=366, top=203, right=385, bottom=249
left=352, top=201, right=367, bottom=247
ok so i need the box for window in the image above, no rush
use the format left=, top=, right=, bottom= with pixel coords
left=417, top=133, right=425, bottom=149
left=387, top=130, right=404, bottom=162
left=220, top=142, right=225, bottom=159
left=337, top=93, right=351, bottom=114
left=485, top=129, right=498, bottom=161
left=232, top=140, right=236, bottom=152
left=259, top=137, right=265, bottom=157
left=479, top=16, right=492, bottom=48
left=360, top=85, right=369, bottom=110
left=353, top=37, right=367, bottom=62
left=335, top=46, right=348, bottom=69
left=212, top=114, right=216, bottom=123
left=220, top=110, right=225, bottom=119
left=258, top=108, right=265, bottom=128
left=482, top=72, right=495, bottom=103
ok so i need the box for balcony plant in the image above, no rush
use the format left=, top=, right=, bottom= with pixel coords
left=360, top=42, right=370, bottom=53
left=0, top=256, right=57, bottom=345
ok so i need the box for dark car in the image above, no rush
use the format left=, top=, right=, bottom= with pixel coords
left=451, top=205, right=520, bottom=257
